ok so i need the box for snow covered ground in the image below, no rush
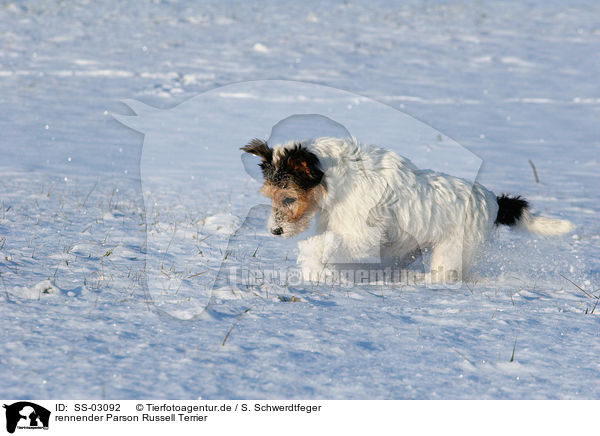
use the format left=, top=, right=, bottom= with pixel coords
left=0, top=0, right=599, bottom=399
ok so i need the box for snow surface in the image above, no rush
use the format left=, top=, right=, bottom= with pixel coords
left=0, top=0, right=599, bottom=399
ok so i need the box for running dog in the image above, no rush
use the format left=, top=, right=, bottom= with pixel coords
left=242, top=137, right=574, bottom=283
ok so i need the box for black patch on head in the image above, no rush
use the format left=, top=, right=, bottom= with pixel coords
left=275, top=144, right=324, bottom=190
left=241, top=140, right=324, bottom=190
left=495, top=194, right=529, bottom=226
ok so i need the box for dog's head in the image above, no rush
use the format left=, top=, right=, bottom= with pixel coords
left=242, top=139, right=326, bottom=237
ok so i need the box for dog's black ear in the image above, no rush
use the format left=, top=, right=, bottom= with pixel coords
left=282, top=144, right=324, bottom=189
left=241, top=138, right=272, bottom=163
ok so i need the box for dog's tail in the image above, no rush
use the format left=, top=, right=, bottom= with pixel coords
left=495, top=194, right=574, bottom=235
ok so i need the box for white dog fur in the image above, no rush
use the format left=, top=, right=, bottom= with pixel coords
left=242, top=136, right=574, bottom=284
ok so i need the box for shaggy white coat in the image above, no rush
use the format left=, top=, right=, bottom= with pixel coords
left=270, top=137, right=573, bottom=283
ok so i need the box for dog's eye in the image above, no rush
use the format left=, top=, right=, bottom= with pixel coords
left=282, top=197, right=296, bottom=206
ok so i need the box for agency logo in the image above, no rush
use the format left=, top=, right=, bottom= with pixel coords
left=3, top=402, right=50, bottom=434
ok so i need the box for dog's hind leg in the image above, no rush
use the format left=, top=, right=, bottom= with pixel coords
left=379, top=229, right=424, bottom=270
left=430, top=238, right=464, bottom=284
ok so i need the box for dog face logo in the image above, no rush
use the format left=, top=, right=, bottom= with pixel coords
left=3, top=402, right=50, bottom=433
left=242, top=139, right=326, bottom=237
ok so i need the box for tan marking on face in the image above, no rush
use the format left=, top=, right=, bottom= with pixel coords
left=260, top=182, right=326, bottom=237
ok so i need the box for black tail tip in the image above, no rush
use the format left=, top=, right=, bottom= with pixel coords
left=495, top=194, right=529, bottom=226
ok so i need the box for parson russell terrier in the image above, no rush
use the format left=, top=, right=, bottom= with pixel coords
left=242, top=137, right=574, bottom=284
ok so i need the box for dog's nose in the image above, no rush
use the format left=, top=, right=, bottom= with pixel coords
left=271, top=227, right=283, bottom=235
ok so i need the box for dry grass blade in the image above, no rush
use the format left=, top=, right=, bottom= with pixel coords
left=188, top=270, right=208, bottom=278
left=510, top=337, right=517, bottom=362
left=222, top=306, right=254, bottom=346
left=451, top=348, right=474, bottom=365
left=559, top=274, right=595, bottom=299
left=528, top=159, right=540, bottom=183
left=590, top=291, right=600, bottom=315
left=222, top=324, right=235, bottom=346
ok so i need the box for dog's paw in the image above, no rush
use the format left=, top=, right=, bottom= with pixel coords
left=301, top=264, right=336, bottom=285
left=298, top=231, right=343, bottom=264
left=298, top=254, right=326, bottom=281
left=297, top=232, right=347, bottom=285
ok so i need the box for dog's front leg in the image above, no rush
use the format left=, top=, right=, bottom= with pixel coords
left=297, top=231, right=344, bottom=284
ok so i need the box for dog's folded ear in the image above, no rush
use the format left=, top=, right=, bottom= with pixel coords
left=282, top=144, right=324, bottom=189
left=241, top=138, right=272, bottom=163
